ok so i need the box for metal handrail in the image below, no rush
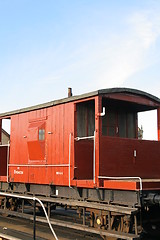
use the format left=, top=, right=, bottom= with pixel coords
left=0, top=144, right=9, bottom=147
left=98, top=176, right=142, bottom=191
left=0, top=191, right=58, bottom=240
left=75, top=135, right=94, bottom=141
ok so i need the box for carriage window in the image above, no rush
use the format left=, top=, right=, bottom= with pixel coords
left=138, top=110, right=157, bottom=140
left=76, top=100, right=95, bottom=137
left=39, top=129, right=45, bottom=141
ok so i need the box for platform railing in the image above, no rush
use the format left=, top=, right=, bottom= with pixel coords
left=0, top=191, right=58, bottom=240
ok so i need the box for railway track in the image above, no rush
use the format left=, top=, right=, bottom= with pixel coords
left=0, top=192, right=158, bottom=239
left=0, top=210, right=158, bottom=240
left=0, top=192, right=140, bottom=240
left=0, top=214, right=102, bottom=240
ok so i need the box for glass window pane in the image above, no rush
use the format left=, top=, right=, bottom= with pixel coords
left=39, top=129, right=45, bottom=141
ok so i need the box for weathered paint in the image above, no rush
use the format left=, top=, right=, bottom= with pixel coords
left=0, top=88, right=160, bottom=191
left=8, top=102, right=75, bottom=185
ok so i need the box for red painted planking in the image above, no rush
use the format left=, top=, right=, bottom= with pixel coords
left=158, top=107, right=160, bottom=140
left=0, top=88, right=160, bottom=191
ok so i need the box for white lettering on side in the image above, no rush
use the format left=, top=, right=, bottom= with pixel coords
left=56, top=172, right=63, bottom=175
left=14, top=170, right=24, bottom=175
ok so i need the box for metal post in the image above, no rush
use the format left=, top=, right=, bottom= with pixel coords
left=48, top=202, right=51, bottom=218
left=108, top=211, right=111, bottom=230
left=4, top=197, right=7, bottom=210
left=83, top=207, right=86, bottom=225
left=0, top=192, right=58, bottom=240
left=134, top=214, right=138, bottom=235
left=22, top=199, right=24, bottom=214
left=90, top=212, right=95, bottom=227
left=33, top=199, right=36, bottom=240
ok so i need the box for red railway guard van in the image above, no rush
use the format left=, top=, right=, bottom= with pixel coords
left=0, top=87, right=160, bottom=239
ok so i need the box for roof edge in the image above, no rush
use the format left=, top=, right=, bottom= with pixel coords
left=0, top=90, right=98, bottom=118
left=0, top=88, right=159, bottom=118
left=98, top=88, right=160, bottom=103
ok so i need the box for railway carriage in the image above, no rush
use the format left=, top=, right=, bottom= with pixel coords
left=0, top=88, right=160, bottom=239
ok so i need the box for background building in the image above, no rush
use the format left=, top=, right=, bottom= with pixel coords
left=1, top=129, right=10, bottom=145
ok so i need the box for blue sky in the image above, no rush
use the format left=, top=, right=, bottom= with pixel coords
left=1, top=0, right=160, bottom=138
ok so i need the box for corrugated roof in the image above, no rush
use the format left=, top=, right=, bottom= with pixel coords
left=0, top=88, right=159, bottom=118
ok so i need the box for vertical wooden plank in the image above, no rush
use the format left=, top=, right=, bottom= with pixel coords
left=55, top=105, right=58, bottom=166
left=158, top=107, right=160, bottom=141
left=69, top=103, right=74, bottom=185
left=46, top=108, right=51, bottom=183
left=95, top=96, right=100, bottom=187
left=63, top=104, right=68, bottom=184
left=52, top=105, right=56, bottom=164
left=0, top=119, right=2, bottom=143
left=59, top=105, right=63, bottom=165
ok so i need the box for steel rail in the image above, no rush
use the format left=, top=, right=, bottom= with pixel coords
left=0, top=232, right=21, bottom=240
left=0, top=208, right=139, bottom=240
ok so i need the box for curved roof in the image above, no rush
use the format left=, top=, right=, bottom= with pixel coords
left=0, top=88, right=160, bottom=117
left=98, top=88, right=160, bottom=103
